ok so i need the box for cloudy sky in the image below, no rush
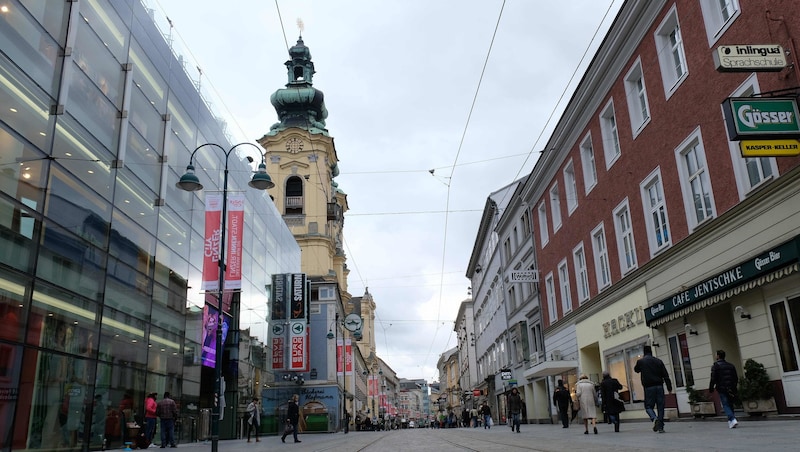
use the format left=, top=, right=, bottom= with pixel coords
left=151, top=0, right=623, bottom=381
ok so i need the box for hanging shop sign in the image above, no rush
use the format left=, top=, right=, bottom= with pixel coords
left=510, top=270, right=539, bottom=283
left=645, top=237, right=800, bottom=326
left=740, top=139, right=800, bottom=157
left=713, top=44, right=787, bottom=72
left=722, top=97, right=800, bottom=141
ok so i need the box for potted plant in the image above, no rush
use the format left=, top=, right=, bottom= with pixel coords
left=737, top=358, right=777, bottom=416
left=685, top=385, right=715, bottom=417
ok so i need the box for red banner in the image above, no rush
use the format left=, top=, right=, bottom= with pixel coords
left=289, top=322, right=308, bottom=371
left=224, top=193, right=244, bottom=290
left=272, top=337, right=284, bottom=370
left=202, top=193, right=223, bottom=291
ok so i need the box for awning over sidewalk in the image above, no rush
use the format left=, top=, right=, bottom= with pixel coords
left=523, top=359, right=578, bottom=379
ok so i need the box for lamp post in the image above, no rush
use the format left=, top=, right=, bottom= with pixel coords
left=176, top=142, right=274, bottom=452
left=326, top=314, right=345, bottom=431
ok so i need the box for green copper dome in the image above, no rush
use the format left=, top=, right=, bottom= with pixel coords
left=267, top=36, right=329, bottom=136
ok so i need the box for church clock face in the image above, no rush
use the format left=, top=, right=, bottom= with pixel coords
left=286, top=137, right=304, bottom=153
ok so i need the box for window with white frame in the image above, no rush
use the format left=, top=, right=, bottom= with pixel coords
left=503, top=237, right=512, bottom=263
left=655, top=5, right=688, bottom=98
left=613, top=199, right=638, bottom=274
left=573, top=243, right=590, bottom=304
left=507, top=284, right=517, bottom=312
left=699, top=0, right=740, bottom=46
left=538, top=202, right=549, bottom=246
left=558, top=259, right=572, bottom=315
left=624, top=58, right=651, bottom=136
left=599, top=101, right=621, bottom=168
left=319, top=285, right=336, bottom=300
left=580, top=133, right=598, bottom=192
left=640, top=169, right=671, bottom=256
left=771, top=296, right=800, bottom=373
left=521, top=210, right=531, bottom=237
left=545, top=272, right=557, bottom=322
left=550, top=183, right=562, bottom=232
left=592, top=224, right=612, bottom=290
left=564, top=160, right=578, bottom=214
left=675, top=128, right=715, bottom=230
left=726, top=74, right=778, bottom=199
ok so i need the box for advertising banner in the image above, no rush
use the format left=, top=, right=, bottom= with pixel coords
left=271, top=335, right=284, bottom=370
left=336, top=338, right=343, bottom=376
left=202, top=193, right=223, bottom=292
left=224, top=193, right=245, bottom=290
left=288, top=273, right=309, bottom=371
left=271, top=274, right=288, bottom=320
left=345, top=339, right=352, bottom=374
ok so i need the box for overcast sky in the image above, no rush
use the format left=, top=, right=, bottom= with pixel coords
left=151, top=0, right=623, bottom=382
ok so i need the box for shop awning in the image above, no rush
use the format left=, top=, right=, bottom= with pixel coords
left=648, top=262, right=799, bottom=327
left=523, top=359, right=578, bottom=379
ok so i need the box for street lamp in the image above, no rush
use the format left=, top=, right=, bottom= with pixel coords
left=176, top=142, right=274, bottom=452
left=326, top=313, right=344, bottom=431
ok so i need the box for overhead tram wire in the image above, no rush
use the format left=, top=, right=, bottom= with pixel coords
left=424, top=0, right=507, bottom=372
left=495, top=0, right=619, bottom=210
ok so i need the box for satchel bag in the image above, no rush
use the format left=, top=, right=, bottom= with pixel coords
left=283, top=421, right=293, bottom=435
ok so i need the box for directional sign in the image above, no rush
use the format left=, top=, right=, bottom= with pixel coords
left=272, top=324, right=285, bottom=335
left=291, top=323, right=305, bottom=334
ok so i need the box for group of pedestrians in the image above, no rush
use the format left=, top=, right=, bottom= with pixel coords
left=550, top=347, right=738, bottom=435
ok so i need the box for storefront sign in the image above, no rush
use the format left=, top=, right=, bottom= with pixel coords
left=722, top=97, right=800, bottom=140
left=646, top=238, right=800, bottom=325
left=603, top=306, right=645, bottom=338
left=713, top=44, right=787, bottom=72
left=740, top=139, right=800, bottom=157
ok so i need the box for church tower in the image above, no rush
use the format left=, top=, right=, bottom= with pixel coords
left=258, top=36, right=350, bottom=300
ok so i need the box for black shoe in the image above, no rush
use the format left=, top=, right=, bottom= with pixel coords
left=294, top=440, right=301, bottom=443
left=594, top=427, right=598, bottom=434
left=160, top=447, right=165, bottom=449
left=281, top=436, right=285, bottom=443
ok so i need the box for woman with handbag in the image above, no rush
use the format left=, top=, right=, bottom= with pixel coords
left=599, top=370, right=625, bottom=432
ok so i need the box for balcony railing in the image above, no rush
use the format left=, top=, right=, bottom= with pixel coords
left=285, top=196, right=303, bottom=208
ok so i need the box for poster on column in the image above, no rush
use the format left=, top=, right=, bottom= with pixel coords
left=289, top=273, right=309, bottom=371
left=224, top=193, right=245, bottom=290
left=201, top=193, right=223, bottom=292
left=201, top=303, right=230, bottom=368
left=336, top=339, right=343, bottom=376
left=270, top=274, right=289, bottom=370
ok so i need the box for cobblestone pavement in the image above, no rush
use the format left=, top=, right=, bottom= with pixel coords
left=167, top=417, right=800, bottom=452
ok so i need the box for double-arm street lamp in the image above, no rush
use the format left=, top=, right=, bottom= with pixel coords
left=176, top=142, right=274, bottom=452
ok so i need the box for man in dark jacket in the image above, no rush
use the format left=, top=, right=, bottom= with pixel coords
left=634, top=345, right=672, bottom=433
left=281, top=394, right=301, bottom=443
left=709, top=349, right=739, bottom=429
left=507, top=387, right=522, bottom=433
left=552, top=380, right=572, bottom=428
left=156, top=392, right=178, bottom=448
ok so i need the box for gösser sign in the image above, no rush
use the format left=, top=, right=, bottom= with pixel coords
left=722, top=97, right=800, bottom=141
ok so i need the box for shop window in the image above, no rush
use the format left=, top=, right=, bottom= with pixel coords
left=605, top=342, right=645, bottom=404
left=668, top=332, right=694, bottom=388
left=770, top=296, right=800, bottom=372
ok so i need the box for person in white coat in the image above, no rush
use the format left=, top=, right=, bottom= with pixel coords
left=576, top=374, right=598, bottom=434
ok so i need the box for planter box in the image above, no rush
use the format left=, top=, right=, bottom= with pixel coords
left=690, top=402, right=716, bottom=417
left=743, top=397, right=777, bottom=416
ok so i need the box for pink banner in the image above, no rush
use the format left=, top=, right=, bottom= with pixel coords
left=202, top=193, right=223, bottom=291
left=336, top=339, right=343, bottom=376
left=224, top=193, right=245, bottom=290
left=345, top=339, right=352, bottom=373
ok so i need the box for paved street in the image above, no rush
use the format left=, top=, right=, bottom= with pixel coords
left=170, top=417, right=799, bottom=451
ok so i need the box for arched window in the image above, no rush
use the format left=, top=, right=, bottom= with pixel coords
left=284, top=176, right=304, bottom=215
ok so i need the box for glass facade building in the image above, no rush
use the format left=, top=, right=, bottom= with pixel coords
left=0, top=1, right=300, bottom=449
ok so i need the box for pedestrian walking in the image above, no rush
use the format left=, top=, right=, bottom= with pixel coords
left=144, top=392, right=158, bottom=444
left=634, top=345, right=673, bottom=433
left=344, top=411, right=351, bottom=433
left=552, top=379, right=572, bottom=428
left=470, top=406, right=478, bottom=428
left=709, top=349, right=739, bottom=429
left=281, top=394, right=301, bottom=443
left=599, top=371, right=625, bottom=432
left=246, top=397, right=260, bottom=442
left=576, top=375, right=598, bottom=434
left=156, top=392, right=178, bottom=448
left=507, top=387, right=522, bottom=433
left=480, top=402, right=492, bottom=429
